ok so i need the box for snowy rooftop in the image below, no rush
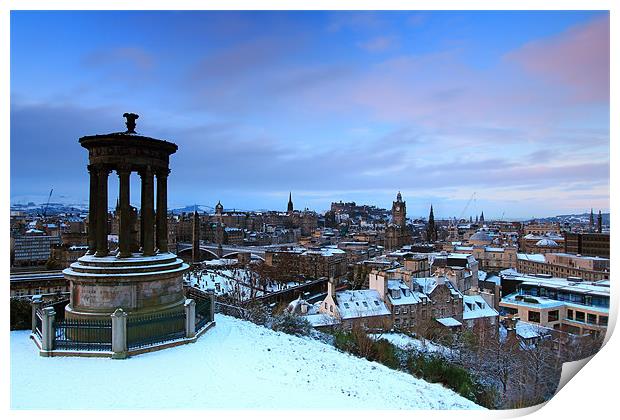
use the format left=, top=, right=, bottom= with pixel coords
left=335, top=289, right=391, bottom=319
left=515, top=321, right=553, bottom=340
left=517, top=253, right=546, bottom=263
left=387, top=279, right=427, bottom=305
left=10, top=315, right=480, bottom=409
left=462, top=295, right=499, bottom=320
left=436, top=317, right=463, bottom=327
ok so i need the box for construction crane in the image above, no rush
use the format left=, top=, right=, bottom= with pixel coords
left=458, top=192, right=476, bottom=222
left=42, top=188, right=53, bottom=218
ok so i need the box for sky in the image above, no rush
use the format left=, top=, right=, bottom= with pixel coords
left=10, top=10, right=610, bottom=219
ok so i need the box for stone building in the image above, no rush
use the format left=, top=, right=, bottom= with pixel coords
left=369, top=269, right=498, bottom=336
left=264, top=246, right=347, bottom=279
left=451, top=245, right=517, bottom=271
left=11, top=232, right=61, bottom=267
left=317, top=278, right=392, bottom=330
left=385, top=192, right=411, bottom=250
left=520, top=233, right=565, bottom=254
left=516, top=252, right=609, bottom=281
left=431, top=253, right=479, bottom=292
left=372, top=274, right=464, bottom=331
left=564, top=232, right=610, bottom=258
left=11, top=271, right=68, bottom=299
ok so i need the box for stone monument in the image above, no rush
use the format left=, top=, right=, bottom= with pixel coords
left=63, top=114, right=189, bottom=322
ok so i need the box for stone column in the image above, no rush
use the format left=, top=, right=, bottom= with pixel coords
left=95, top=166, right=110, bottom=257
left=140, top=166, right=155, bottom=256
left=111, top=308, right=128, bottom=359
left=156, top=169, right=170, bottom=253
left=41, top=307, right=56, bottom=352
left=31, top=296, right=43, bottom=334
left=184, top=299, right=196, bottom=338
left=117, top=166, right=132, bottom=258
left=87, top=165, right=98, bottom=254
left=140, top=173, right=145, bottom=251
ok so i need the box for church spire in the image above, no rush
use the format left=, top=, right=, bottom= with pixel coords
left=597, top=210, right=603, bottom=233
left=287, top=192, right=294, bottom=214
left=427, top=204, right=437, bottom=243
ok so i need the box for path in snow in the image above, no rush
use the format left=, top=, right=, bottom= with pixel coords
left=11, top=315, right=481, bottom=409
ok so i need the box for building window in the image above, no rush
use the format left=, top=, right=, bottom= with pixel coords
left=567, top=309, right=573, bottom=319
left=587, top=314, right=597, bottom=325
left=575, top=311, right=585, bottom=323
left=548, top=310, right=559, bottom=322
left=528, top=311, right=541, bottom=323
left=600, top=316, right=608, bottom=326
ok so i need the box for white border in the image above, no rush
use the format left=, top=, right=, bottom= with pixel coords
left=2, top=2, right=616, bottom=420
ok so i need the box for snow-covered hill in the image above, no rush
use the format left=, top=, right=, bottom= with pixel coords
left=11, top=314, right=481, bottom=409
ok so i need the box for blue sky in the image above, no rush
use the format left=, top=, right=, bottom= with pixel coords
left=10, top=11, right=609, bottom=219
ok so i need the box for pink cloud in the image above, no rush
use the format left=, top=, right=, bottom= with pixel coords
left=505, top=16, right=609, bottom=103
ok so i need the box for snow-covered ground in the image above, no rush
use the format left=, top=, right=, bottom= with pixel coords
left=11, top=315, right=481, bottom=409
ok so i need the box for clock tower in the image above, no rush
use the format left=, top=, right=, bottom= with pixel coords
left=392, top=191, right=406, bottom=227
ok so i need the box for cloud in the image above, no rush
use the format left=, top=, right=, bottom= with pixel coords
left=505, top=15, right=609, bottom=103
left=326, top=12, right=386, bottom=32
left=357, top=36, right=398, bottom=52
left=82, top=46, right=154, bottom=71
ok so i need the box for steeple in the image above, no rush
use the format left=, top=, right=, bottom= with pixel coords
left=480, top=211, right=485, bottom=224
left=287, top=192, right=294, bottom=214
left=427, top=204, right=437, bottom=242
left=597, top=210, right=603, bottom=233
left=589, top=208, right=595, bottom=232
left=396, top=191, right=402, bottom=202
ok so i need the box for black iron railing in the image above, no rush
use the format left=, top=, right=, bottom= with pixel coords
left=126, top=311, right=185, bottom=350
left=54, top=318, right=112, bottom=351
left=195, top=297, right=212, bottom=331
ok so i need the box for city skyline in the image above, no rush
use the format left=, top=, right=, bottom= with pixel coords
left=10, top=11, right=610, bottom=218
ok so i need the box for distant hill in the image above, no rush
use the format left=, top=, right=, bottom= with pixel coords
left=169, top=204, right=215, bottom=215
left=532, top=212, right=610, bottom=225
